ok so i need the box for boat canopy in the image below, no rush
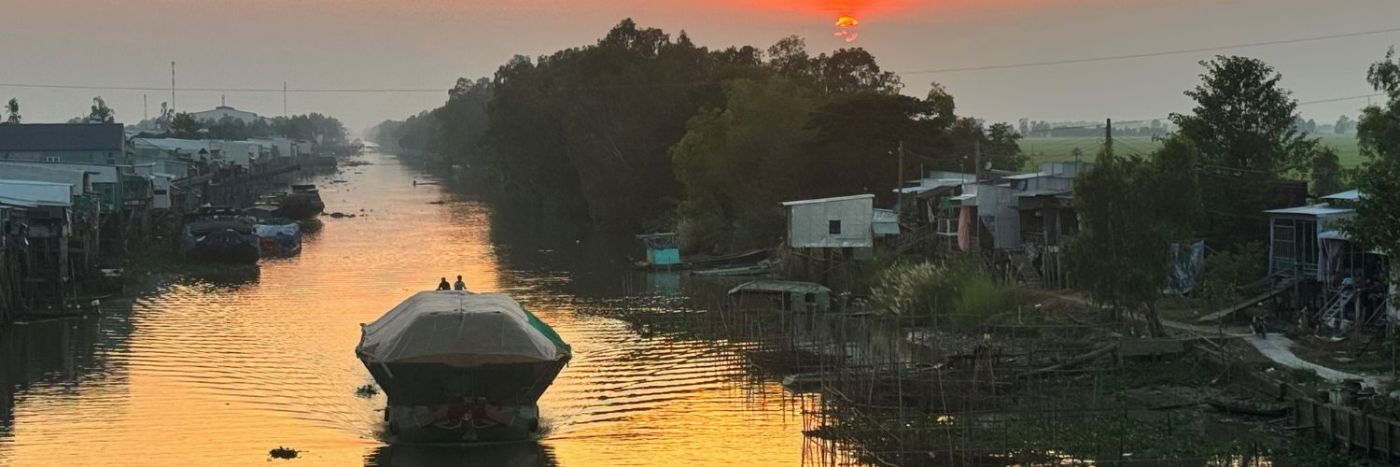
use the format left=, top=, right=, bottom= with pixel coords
left=357, top=291, right=570, bottom=367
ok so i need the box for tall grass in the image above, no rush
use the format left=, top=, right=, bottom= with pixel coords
left=870, top=258, right=1009, bottom=329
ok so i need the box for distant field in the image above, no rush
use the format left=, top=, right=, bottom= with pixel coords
left=1021, top=134, right=1363, bottom=169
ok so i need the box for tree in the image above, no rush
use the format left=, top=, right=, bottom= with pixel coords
left=87, top=96, right=114, bottom=123
left=1067, top=136, right=1201, bottom=337
left=169, top=112, right=202, bottom=139
left=1342, top=48, right=1400, bottom=266
left=984, top=122, right=1026, bottom=170
left=671, top=77, right=821, bottom=251
left=5, top=98, right=19, bottom=124
left=1335, top=115, right=1355, bottom=134
left=1310, top=146, right=1344, bottom=197
left=1169, top=56, right=1317, bottom=248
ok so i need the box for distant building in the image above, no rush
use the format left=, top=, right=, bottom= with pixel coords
left=191, top=105, right=261, bottom=124
left=0, top=123, right=127, bottom=165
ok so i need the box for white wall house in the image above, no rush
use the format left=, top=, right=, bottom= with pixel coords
left=782, top=194, right=876, bottom=249
left=219, top=141, right=261, bottom=168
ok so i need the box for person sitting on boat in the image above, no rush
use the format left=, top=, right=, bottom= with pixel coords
left=437, top=277, right=451, bottom=291
left=453, top=275, right=467, bottom=291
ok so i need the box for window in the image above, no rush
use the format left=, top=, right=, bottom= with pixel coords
left=828, top=220, right=842, bottom=235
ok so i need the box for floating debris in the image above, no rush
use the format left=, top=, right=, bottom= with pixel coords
left=355, top=384, right=379, bottom=398
left=269, top=447, right=300, bottom=460
left=327, top=212, right=356, bottom=219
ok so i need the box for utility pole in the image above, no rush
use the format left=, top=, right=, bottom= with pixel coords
left=283, top=81, right=288, bottom=117
left=897, top=141, right=906, bottom=223
left=974, top=139, right=982, bottom=182
left=1105, top=118, right=1114, bottom=157
left=143, top=95, right=148, bottom=121
left=170, top=61, right=176, bottom=112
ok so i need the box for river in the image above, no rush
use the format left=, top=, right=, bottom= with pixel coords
left=0, top=152, right=807, bottom=466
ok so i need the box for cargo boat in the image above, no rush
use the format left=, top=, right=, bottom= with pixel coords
left=281, top=184, right=325, bottom=220
left=356, top=291, right=571, bottom=443
left=253, top=217, right=302, bottom=257
left=179, top=207, right=260, bottom=264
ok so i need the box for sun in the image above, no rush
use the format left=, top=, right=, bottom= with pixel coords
left=834, top=15, right=860, bottom=43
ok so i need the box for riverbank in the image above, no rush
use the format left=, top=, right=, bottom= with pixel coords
left=601, top=255, right=1372, bottom=465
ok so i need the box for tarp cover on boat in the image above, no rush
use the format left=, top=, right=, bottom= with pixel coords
left=357, top=291, right=570, bottom=367
left=254, top=222, right=299, bottom=238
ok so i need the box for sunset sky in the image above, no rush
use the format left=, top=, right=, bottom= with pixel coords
left=3, top=0, right=1398, bottom=131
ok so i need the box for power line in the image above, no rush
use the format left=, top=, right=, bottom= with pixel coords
left=1297, top=93, right=1386, bottom=106
left=0, top=83, right=447, bottom=93
left=899, top=26, right=1400, bottom=75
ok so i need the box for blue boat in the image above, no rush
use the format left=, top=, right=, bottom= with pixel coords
left=254, top=218, right=302, bottom=257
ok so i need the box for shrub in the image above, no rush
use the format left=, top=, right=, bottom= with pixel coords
left=871, top=258, right=1007, bottom=329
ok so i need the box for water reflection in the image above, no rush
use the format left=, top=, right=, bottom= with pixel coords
left=0, top=152, right=804, bottom=466
left=366, top=441, right=557, bottom=467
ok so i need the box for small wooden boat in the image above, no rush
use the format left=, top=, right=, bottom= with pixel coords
left=690, top=264, right=770, bottom=277
left=1204, top=397, right=1289, bottom=417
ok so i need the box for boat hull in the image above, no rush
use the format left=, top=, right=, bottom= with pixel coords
left=362, top=358, right=569, bottom=443
left=282, top=193, right=325, bottom=220
left=181, top=229, right=260, bottom=264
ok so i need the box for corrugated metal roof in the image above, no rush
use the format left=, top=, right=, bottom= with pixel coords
left=1322, top=189, right=1361, bottom=202
left=0, top=179, right=74, bottom=207
left=1002, top=173, right=1041, bottom=180
left=133, top=138, right=220, bottom=153
left=1264, top=204, right=1352, bottom=216
left=0, top=123, right=124, bottom=152
left=728, top=280, right=830, bottom=295
left=1016, top=189, right=1071, bottom=198
left=781, top=194, right=874, bottom=206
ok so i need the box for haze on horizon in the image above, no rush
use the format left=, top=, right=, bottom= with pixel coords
left=3, top=0, right=1398, bottom=133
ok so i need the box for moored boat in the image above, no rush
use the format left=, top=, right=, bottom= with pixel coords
left=282, top=184, right=325, bottom=220
left=179, top=207, right=260, bottom=264
left=253, top=217, right=302, bottom=257
left=356, top=291, right=571, bottom=443
left=246, top=193, right=285, bottom=219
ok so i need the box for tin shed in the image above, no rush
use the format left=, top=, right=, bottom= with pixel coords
left=781, top=194, right=874, bottom=249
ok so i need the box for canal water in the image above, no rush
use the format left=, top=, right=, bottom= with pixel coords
left=0, top=152, right=805, bottom=466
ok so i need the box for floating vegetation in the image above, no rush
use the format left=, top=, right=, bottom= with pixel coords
left=355, top=384, right=379, bottom=398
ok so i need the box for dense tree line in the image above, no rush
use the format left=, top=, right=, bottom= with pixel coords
left=138, top=104, right=348, bottom=144
left=371, top=19, right=1024, bottom=251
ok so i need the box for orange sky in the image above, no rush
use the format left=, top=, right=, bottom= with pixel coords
left=2, top=0, right=1398, bottom=130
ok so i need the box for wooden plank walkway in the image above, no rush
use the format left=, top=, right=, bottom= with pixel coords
left=1195, top=278, right=1299, bottom=323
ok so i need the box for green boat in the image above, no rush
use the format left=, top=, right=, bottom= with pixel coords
left=357, top=291, right=570, bottom=443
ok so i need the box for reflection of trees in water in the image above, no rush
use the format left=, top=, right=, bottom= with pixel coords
left=365, top=441, right=557, bottom=467
left=0, top=309, right=134, bottom=434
